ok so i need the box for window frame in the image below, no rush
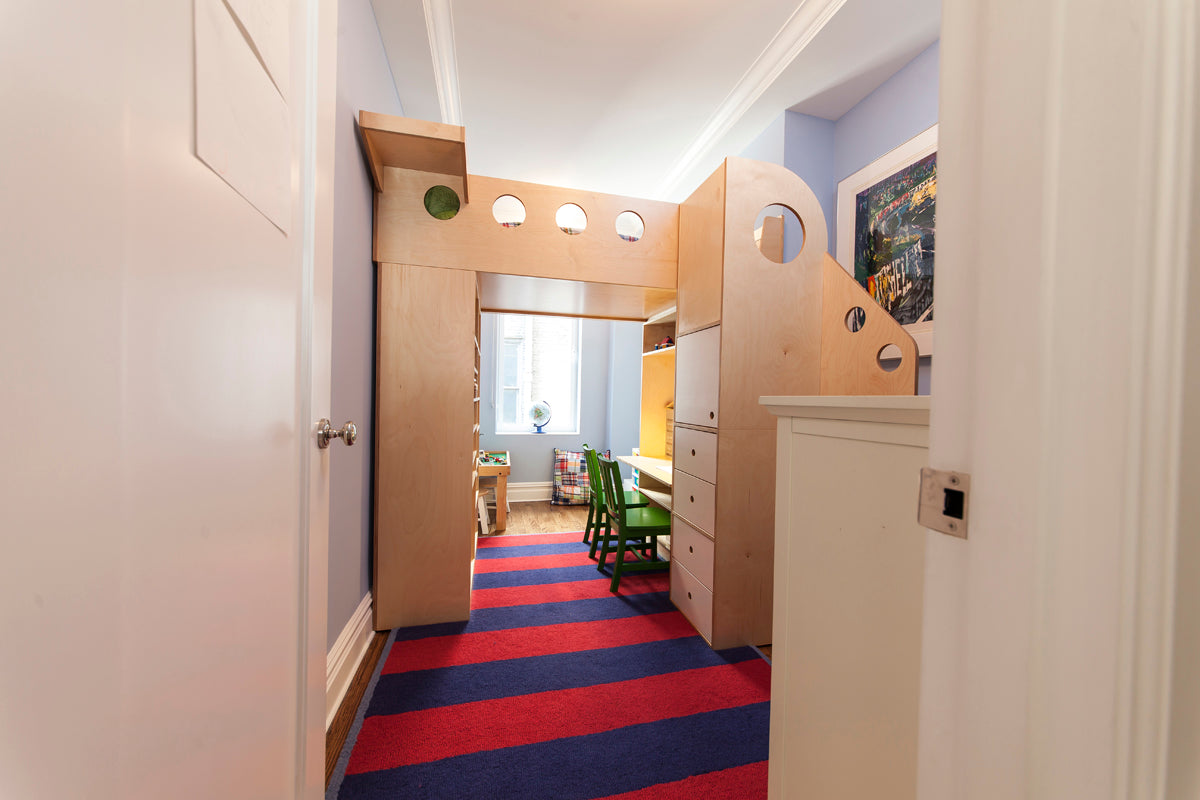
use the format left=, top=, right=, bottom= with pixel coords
left=492, top=314, right=583, bottom=435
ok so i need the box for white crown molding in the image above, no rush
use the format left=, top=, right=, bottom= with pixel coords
left=656, top=0, right=848, bottom=199
left=422, top=0, right=463, bottom=126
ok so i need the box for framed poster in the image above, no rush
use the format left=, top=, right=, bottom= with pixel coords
left=836, top=124, right=937, bottom=356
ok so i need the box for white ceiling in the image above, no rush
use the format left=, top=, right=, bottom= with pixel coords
left=371, top=0, right=940, bottom=202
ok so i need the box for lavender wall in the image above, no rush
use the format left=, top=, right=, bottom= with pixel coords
left=479, top=314, right=642, bottom=485
left=327, top=0, right=403, bottom=649
left=832, top=41, right=938, bottom=394
left=742, top=41, right=939, bottom=395
left=783, top=112, right=836, bottom=257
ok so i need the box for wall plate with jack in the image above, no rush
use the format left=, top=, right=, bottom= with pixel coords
left=918, top=468, right=970, bottom=539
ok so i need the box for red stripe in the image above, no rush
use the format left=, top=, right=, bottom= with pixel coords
left=382, top=612, right=696, bottom=674
left=476, top=532, right=584, bottom=548
left=347, top=660, right=770, bottom=774
left=473, top=551, right=595, bottom=573
left=591, top=762, right=769, bottom=800
left=472, top=573, right=670, bottom=609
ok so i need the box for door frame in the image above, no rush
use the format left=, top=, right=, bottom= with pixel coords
left=295, top=0, right=339, bottom=795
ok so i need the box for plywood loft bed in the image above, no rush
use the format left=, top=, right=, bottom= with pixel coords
left=360, top=111, right=917, bottom=643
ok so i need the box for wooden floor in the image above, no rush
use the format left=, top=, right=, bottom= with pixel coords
left=487, top=500, right=590, bottom=536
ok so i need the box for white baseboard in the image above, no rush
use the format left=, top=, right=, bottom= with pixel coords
left=326, top=592, right=374, bottom=731
left=508, top=481, right=553, bottom=502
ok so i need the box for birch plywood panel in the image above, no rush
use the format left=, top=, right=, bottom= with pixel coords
left=358, top=111, right=468, bottom=197
left=477, top=272, right=676, bottom=321
left=376, top=169, right=677, bottom=289
left=677, top=163, right=725, bottom=335
left=712, top=427, right=777, bottom=649
left=718, top=158, right=826, bottom=431
left=374, top=264, right=477, bottom=630
left=818, top=254, right=919, bottom=395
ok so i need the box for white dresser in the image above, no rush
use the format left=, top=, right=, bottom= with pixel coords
left=761, top=396, right=930, bottom=800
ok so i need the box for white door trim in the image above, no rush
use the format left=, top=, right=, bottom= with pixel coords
left=1109, top=1, right=1196, bottom=795
left=295, top=0, right=338, bottom=795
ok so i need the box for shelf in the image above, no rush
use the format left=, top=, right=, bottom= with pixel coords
left=643, top=345, right=675, bottom=358
left=646, top=306, right=677, bottom=325
left=619, top=455, right=672, bottom=487
left=637, top=486, right=672, bottom=511
left=358, top=111, right=468, bottom=200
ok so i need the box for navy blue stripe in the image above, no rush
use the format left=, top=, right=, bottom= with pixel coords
left=475, top=541, right=586, bottom=558
left=472, top=564, right=612, bottom=588
left=336, top=702, right=770, bottom=800
left=390, top=592, right=674, bottom=642
left=367, top=638, right=759, bottom=716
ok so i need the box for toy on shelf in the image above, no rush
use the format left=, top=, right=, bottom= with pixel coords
left=653, top=336, right=674, bottom=350
left=478, top=451, right=509, bottom=466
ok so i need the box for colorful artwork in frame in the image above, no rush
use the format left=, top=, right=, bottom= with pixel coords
left=836, top=125, right=938, bottom=355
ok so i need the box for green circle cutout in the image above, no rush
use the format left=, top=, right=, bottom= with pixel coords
left=424, top=185, right=461, bottom=220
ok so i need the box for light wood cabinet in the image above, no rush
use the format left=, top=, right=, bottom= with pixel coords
left=374, top=263, right=480, bottom=630
left=669, top=157, right=919, bottom=649
left=638, top=308, right=676, bottom=460
left=674, top=326, right=721, bottom=427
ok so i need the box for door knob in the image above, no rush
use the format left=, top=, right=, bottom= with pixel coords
left=317, top=419, right=357, bottom=448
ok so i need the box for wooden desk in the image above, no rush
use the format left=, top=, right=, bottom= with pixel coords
left=477, top=451, right=510, bottom=531
left=618, top=455, right=672, bottom=560
left=617, top=455, right=672, bottom=511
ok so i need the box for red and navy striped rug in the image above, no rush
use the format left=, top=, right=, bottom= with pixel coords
left=327, top=531, right=770, bottom=799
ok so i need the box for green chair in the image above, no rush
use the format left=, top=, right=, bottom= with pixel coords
left=595, top=454, right=671, bottom=593
left=581, top=445, right=647, bottom=555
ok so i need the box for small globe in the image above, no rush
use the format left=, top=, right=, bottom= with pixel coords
left=529, top=400, right=552, bottom=430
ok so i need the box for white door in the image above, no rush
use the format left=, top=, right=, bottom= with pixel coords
left=920, top=0, right=1199, bottom=797
left=0, top=1, right=336, bottom=798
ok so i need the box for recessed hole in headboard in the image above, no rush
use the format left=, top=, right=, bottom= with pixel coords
left=753, top=204, right=804, bottom=263
left=424, top=185, right=460, bottom=220
left=615, top=211, right=645, bottom=242
left=556, top=203, right=587, bottom=235
left=845, top=307, right=866, bottom=332
left=492, top=194, right=526, bottom=228
left=877, top=345, right=902, bottom=372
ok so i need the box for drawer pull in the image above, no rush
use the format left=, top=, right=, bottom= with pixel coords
left=709, top=411, right=715, bottom=420
left=689, top=545, right=694, bottom=554
left=690, top=495, right=695, bottom=503
left=687, top=591, right=693, bottom=600
left=691, top=448, right=696, bottom=456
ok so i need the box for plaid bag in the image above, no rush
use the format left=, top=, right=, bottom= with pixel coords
left=550, top=448, right=610, bottom=505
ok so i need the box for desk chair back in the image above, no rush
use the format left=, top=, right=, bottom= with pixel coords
left=595, top=454, right=670, bottom=592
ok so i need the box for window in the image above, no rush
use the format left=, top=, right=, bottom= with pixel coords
left=494, top=314, right=581, bottom=434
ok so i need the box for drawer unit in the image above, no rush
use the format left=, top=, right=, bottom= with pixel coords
left=673, top=426, right=717, bottom=483
left=670, top=559, right=714, bottom=643
left=673, top=469, right=716, bottom=535
left=671, top=516, right=714, bottom=588
left=674, top=325, right=720, bottom=427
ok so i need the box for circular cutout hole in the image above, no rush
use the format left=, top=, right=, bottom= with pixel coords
left=845, top=307, right=866, bottom=332
left=687, top=592, right=693, bottom=600
left=423, top=185, right=460, bottom=220
left=615, top=211, right=645, bottom=242
left=690, top=495, right=695, bottom=503
left=877, top=345, right=902, bottom=372
left=709, top=411, right=714, bottom=420
left=556, top=203, right=587, bottom=234
left=492, top=194, right=526, bottom=227
left=689, top=546, right=694, bottom=554
left=753, top=204, right=804, bottom=263
left=691, top=449, right=696, bottom=457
